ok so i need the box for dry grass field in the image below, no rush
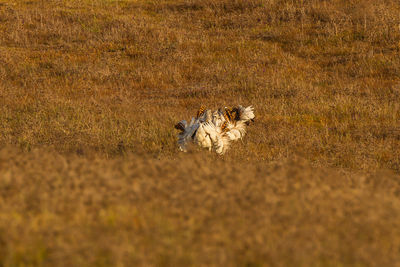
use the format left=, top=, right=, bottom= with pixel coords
left=1, top=0, right=400, bottom=265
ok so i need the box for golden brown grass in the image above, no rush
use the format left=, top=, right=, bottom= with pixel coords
left=1, top=0, right=400, bottom=265
left=1, top=147, right=400, bottom=266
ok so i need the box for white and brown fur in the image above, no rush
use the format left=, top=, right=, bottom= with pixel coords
left=174, top=105, right=254, bottom=155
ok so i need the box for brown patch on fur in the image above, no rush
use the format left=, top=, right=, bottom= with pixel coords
left=196, top=105, right=206, bottom=118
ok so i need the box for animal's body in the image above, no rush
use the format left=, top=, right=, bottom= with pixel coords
left=175, top=105, right=255, bottom=154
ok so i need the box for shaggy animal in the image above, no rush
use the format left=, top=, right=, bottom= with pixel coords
left=174, top=105, right=254, bottom=154
left=223, top=105, right=255, bottom=141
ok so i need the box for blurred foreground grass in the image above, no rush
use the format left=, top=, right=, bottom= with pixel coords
left=1, top=147, right=400, bottom=266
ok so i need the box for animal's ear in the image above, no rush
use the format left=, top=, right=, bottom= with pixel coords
left=196, top=105, right=206, bottom=118
left=174, top=122, right=185, bottom=131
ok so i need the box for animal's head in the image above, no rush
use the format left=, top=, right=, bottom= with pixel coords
left=226, top=106, right=241, bottom=122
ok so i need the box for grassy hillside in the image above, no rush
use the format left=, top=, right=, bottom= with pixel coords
left=0, top=0, right=400, bottom=265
